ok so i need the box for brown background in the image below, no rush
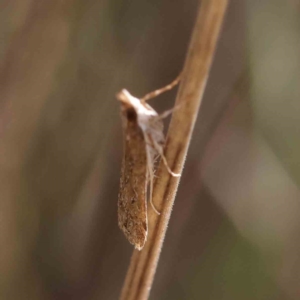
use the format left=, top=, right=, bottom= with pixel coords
left=0, top=0, right=300, bottom=299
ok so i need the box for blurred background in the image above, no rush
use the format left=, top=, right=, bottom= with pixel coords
left=0, top=0, right=299, bottom=299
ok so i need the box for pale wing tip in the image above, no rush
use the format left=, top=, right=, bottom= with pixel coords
left=118, top=222, right=147, bottom=251
left=134, top=242, right=145, bottom=251
left=128, top=233, right=147, bottom=251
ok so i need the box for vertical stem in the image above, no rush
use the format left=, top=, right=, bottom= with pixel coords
left=120, top=0, right=228, bottom=299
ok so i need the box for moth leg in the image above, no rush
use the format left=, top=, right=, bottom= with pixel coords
left=152, top=138, right=181, bottom=177
left=147, top=152, right=161, bottom=215
left=140, top=74, right=181, bottom=103
left=156, top=104, right=182, bottom=121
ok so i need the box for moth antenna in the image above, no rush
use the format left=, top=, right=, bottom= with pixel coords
left=156, top=103, right=182, bottom=121
left=140, top=74, right=181, bottom=103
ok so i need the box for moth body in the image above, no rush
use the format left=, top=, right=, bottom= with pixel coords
left=117, top=82, right=180, bottom=250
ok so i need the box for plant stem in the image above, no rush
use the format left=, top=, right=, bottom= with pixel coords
left=120, top=0, right=228, bottom=299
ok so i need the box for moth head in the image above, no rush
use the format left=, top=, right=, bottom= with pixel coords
left=117, top=89, right=138, bottom=122
left=116, top=89, right=133, bottom=105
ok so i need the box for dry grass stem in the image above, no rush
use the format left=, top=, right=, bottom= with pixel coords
left=120, top=0, right=228, bottom=299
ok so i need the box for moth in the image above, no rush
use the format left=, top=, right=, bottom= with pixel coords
left=117, top=77, right=180, bottom=250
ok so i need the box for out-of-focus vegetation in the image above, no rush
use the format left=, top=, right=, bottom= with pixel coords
left=0, top=1, right=299, bottom=299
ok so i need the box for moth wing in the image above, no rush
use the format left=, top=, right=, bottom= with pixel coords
left=118, top=115, right=148, bottom=250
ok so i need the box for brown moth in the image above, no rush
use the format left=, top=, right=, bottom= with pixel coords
left=117, top=77, right=180, bottom=250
